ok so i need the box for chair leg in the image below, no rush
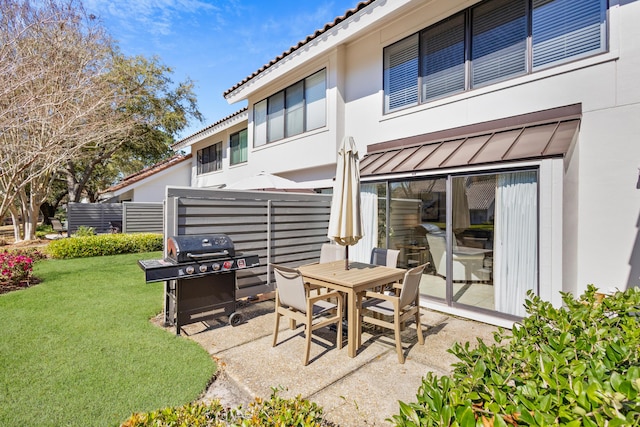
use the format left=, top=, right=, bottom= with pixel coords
left=303, top=314, right=312, bottom=366
left=272, top=311, right=281, bottom=347
left=336, top=301, right=343, bottom=350
left=394, top=311, right=404, bottom=364
left=415, top=306, right=424, bottom=345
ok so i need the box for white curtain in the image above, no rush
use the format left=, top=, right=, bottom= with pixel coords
left=352, top=184, right=379, bottom=263
left=494, top=171, right=538, bottom=317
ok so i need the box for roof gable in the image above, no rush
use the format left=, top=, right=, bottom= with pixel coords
left=103, top=154, right=192, bottom=195
left=223, top=1, right=375, bottom=99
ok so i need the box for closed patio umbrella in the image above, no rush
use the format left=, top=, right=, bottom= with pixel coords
left=327, top=136, right=363, bottom=270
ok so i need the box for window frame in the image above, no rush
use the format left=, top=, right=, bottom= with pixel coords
left=230, top=128, right=248, bottom=166
left=383, top=0, right=607, bottom=113
left=197, top=142, right=222, bottom=175
left=253, top=68, right=326, bottom=147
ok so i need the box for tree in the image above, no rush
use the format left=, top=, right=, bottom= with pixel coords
left=62, top=53, right=202, bottom=204
left=0, top=0, right=133, bottom=240
left=0, top=0, right=202, bottom=240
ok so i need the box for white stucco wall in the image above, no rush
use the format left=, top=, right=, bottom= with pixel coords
left=189, top=0, right=640, bottom=311
left=335, top=0, right=640, bottom=295
left=128, top=161, right=192, bottom=203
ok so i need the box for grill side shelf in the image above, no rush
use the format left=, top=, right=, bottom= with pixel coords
left=137, top=255, right=260, bottom=283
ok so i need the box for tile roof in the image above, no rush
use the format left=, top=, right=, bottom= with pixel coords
left=223, top=0, right=376, bottom=98
left=103, top=153, right=192, bottom=194
left=172, top=107, right=248, bottom=149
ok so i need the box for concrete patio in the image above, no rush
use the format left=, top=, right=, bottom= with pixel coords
left=154, top=296, right=503, bottom=427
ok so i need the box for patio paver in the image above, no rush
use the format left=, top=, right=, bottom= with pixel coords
left=157, top=298, right=502, bottom=426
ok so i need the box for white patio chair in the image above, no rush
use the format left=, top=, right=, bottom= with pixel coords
left=272, top=264, right=343, bottom=365
left=357, top=263, right=427, bottom=364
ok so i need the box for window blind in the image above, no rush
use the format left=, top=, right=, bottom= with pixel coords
left=305, top=69, right=326, bottom=131
left=286, top=81, right=304, bottom=137
left=267, top=91, right=285, bottom=142
left=384, top=34, right=419, bottom=112
left=471, top=0, right=527, bottom=87
left=532, top=0, right=605, bottom=69
left=254, top=100, right=267, bottom=147
left=421, top=13, right=465, bottom=101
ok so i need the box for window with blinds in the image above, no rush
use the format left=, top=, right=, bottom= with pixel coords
left=421, top=13, right=465, bottom=101
left=253, top=69, right=326, bottom=147
left=197, top=142, right=222, bottom=175
left=532, top=0, right=606, bottom=69
left=383, top=0, right=607, bottom=114
left=384, top=34, right=419, bottom=113
left=471, top=0, right=527, bottom=87
left=230, top=129, right=248, bottom=165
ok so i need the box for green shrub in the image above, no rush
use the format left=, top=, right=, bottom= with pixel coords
left=121, top=387, right=328, bottom=427
left=47, top=233, right=163, bottom=259
left=73, top=225, right=95, bottom=237
left=36, top=224, right=53, bottom=238
left=390, top=285, right=640, bottom=427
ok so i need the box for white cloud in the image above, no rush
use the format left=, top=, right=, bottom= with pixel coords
left=85, top=0, right=220, bottom=37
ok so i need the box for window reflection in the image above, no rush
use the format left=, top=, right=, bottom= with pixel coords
left=384, top=171, right=537, bottom=317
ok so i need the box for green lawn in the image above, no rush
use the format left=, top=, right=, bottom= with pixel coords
left=0, top=252, right=216, bottom=427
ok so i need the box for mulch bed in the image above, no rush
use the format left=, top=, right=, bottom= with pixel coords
left=0, top=278, right=42, bottom=295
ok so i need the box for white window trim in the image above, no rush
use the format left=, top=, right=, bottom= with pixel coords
left=364, top=157, right=564, bottom=327
left=380, top=50, right=619, bottom=123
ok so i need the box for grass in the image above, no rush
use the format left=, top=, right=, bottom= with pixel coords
left=0, top=252, right=217, bottom=427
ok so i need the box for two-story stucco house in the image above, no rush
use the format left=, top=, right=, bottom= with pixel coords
left=174, top=0, right=640, bottom=327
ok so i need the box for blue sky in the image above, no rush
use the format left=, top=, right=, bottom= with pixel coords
left=83, top=0, right=359, bottom=140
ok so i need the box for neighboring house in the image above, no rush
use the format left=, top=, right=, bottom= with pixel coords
left=175, top=0, right=640, bottom=327
left=100, top=154, right=192, bottom=203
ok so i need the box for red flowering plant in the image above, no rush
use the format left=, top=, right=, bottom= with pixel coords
left=0, top=249, right=44, bottom=293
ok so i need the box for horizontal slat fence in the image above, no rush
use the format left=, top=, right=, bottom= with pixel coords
left=165, top=187, right=332, bottom=298
left=122, top=202, right=163, bottom=233
left=67, top=202, right=122, bottom=234
left=67, top=202, right=163, bottom=234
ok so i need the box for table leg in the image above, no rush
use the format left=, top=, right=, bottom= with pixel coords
left=347, top=289, right=357, bottom=358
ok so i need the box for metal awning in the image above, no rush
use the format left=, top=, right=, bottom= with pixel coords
left=361, top=104, right=581, bottom=177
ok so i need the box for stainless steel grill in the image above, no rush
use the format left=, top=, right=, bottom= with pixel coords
left=138, top=234, right=260, bottom=334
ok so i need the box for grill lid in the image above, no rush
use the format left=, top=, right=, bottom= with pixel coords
left=167, top=234, right=235, bottom=263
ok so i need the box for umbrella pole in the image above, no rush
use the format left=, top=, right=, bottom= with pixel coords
left=345, top=245, right=349, bottom=270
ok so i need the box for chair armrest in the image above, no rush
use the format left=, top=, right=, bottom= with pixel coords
left=362, top=290, right=397, bottom=302
left=308, top=290, right=343, bottom=305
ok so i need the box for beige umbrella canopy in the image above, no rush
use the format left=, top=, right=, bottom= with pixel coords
left=327, top=136, right=363, bottom=269
left=226, top=171, right=300, bottom=190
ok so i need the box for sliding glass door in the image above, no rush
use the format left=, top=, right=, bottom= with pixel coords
left=383, top=169, right=538, bottom=318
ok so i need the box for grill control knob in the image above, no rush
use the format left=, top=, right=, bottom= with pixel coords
left=185, top=266, right=195, bottom=274
left=199, top=265, right=208, bottom=273
left=212, top=263, right=221, bottom=271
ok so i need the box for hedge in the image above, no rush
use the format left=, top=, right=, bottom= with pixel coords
left=390, top=285, right=640, bottom=426
left=121, top=387, right=328, bottom=427
left=47, top=233, right=163, bottom=259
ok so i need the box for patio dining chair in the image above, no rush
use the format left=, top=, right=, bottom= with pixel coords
left=272, top=264, right=344, bottom=365
left=320, top=243, right=346, bottom=263
left=357, top=263, right=428, bottom=363
left=370, top=248, right=400, bottom=268
left=369, top=248, right=401, bottom=294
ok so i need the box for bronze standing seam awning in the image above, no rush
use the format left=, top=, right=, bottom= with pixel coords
left=360, top=104, right=581, bottom=177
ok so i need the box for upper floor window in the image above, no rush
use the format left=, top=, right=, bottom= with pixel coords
left=230, top=128, right=248, bottom=165
left=384, top=0, right=607, bottom=113
left=254, top=69, right=326, bottom=147
left=197, top=142, right=222, bottom=174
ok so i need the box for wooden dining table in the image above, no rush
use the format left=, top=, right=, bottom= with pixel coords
left=298, top=260, right=406, bottom=358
